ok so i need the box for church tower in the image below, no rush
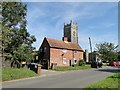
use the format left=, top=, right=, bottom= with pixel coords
left=63, top=20, right=78, bottom=44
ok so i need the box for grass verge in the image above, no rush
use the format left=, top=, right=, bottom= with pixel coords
left=0, top=70, right=1, bottom=82
left=84, top=73, right=120, bottom=90
left=55, top=65, right=91, bottom=71
left=2, top=68, right=39, bottom=81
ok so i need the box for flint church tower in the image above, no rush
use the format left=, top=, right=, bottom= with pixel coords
left=63, top=20, right=78, bottom=44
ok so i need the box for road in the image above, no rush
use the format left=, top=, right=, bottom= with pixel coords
left=2, top=66, right=119, bottom=88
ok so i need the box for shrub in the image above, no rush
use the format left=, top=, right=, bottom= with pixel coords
left=78, top=60, right=86, bottom=66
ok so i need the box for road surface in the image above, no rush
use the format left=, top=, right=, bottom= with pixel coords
left=2, top=66, right=119, bottom=88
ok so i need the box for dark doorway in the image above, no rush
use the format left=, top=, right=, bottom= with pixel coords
left=40, top=59, right=49, bottom=69
left=69, top=60, right=72, bottom=66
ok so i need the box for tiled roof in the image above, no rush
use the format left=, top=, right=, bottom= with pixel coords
left=45, top=37, right=83, bottom=51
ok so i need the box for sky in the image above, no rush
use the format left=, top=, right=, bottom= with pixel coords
left=26, top=2, right=118, bottom=52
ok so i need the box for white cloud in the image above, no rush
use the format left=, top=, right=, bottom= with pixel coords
left=103, top=23, right=116, bottom=28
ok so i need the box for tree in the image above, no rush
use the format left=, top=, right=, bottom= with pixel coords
left=95, top=42, right=118, bottom=62
left=1, top=2, right=36, bottom=68
left=118, top=51, right=120, bottom=61
left=2, top=2, right=27, bottom=52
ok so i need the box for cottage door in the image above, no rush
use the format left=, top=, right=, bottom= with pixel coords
left=69, top=60, right=72, bottom=66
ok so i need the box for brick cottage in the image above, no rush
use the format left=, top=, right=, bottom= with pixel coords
left=38, top=20, right=84, bottom=69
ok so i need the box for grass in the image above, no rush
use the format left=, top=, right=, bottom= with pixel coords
left=84, top=73, right=120, bottom=90
left=2, top=68, right=39, bottom=81
left=0, top=70, right=1, bottom=82
left=55, top=65, right=91, bottom=71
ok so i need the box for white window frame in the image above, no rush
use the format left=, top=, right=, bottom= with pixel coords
left=74, top=60, right=77, bottom=64
left=63, top=58, right=67, bottom=64
left=63, top=49, right=67, bottom=53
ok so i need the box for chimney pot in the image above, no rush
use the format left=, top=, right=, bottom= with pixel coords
left=62, top=37, right=68, bottom=42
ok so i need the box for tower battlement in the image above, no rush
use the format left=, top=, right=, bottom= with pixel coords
left=64, top=20, right=78, bottom=26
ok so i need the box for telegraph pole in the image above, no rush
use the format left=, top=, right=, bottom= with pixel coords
left=89, top=37, right=93, bottom=62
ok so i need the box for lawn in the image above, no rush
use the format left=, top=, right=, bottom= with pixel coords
left=55, top=65, right=91, bottom=71
left=84, top=73, right=120, bottom=90
left=0, top=69, right=1, bottom=81
left=2, top=68, right=39, bottom=81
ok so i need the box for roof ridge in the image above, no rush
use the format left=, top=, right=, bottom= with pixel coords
left=46, top=37, right=79, bottom=44
left=45, top=37, right=83, bottom=51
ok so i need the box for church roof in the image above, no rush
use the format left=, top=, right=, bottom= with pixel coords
left=45, top=37, right=83, bottom=51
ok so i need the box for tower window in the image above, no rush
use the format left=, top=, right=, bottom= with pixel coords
left=73, top=31, right=75, bottom=36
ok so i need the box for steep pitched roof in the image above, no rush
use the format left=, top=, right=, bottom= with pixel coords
left=45, top=37, right=83, bottom=51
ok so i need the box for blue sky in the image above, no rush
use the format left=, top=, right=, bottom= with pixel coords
left=26, top=2, right=118, bottom=51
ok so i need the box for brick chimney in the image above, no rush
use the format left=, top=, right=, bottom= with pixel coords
left=62, top=37, right=68, bottom=42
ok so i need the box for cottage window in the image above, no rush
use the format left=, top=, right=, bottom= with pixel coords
left=36, top=56, right=38, bottom=60
left=74, top=60, right=77, bottom=64
left=74, top=51, right=77, bottom=53
left=63, top=58, right=67, bottom=64
left=63, top=49, right=67, bottom=53
left=44, top=47, right=47, bottom=52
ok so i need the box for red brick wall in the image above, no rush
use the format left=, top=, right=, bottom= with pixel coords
left=50, top=48, right=83, bottom=67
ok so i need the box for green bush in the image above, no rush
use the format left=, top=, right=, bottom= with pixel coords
left=78, top=60, right=86, bottom=66
left=2, top=68, right=38, bottom=81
